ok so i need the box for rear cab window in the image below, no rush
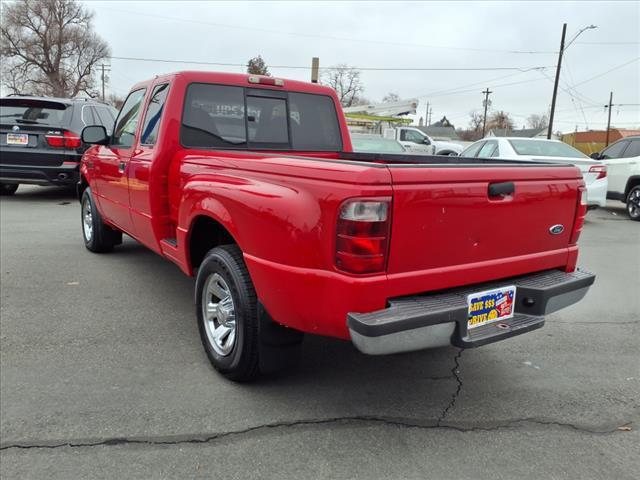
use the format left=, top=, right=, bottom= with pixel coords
left=180, top=83, right=342, bottom=151
left=509, top=139, right=586, bottom=158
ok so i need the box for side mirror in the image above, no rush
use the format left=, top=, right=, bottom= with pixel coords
left=82, top=125, right=109, bottom=145
left=423, top=138, right=431, bottom=145
left=589, top=152, right=602, bottom=160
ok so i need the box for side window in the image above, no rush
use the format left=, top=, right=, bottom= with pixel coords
left=246, top=95, right=288, bottom=147
left=461, top=141, right=485, bottom=158
left=478, top=141, right=498, bottom=158
left=601, top=140, right=628, bottom=159
left=112, top=89, right=146, bottom=148
left=622, top=140, right=640, bottom=158
left=81, top=105, right=96, bottom=125
left=94, top=106, right=115, bottom=133
left=182, top=84, right=246, bottom=148
left=400, top=129, right=424, bottom=143
left=140, top=83, right=170, bottom=145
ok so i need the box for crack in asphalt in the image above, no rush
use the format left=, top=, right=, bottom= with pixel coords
left=437, top=348, right=464, bottom=427
left=0, top=416, right=626, bottom=452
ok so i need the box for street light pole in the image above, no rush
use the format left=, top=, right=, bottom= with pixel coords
left=547, top=23, right=567, bottom=139
left=547, top=24, right=597, bottom=139
left=605, top=91, right=613, bottom=147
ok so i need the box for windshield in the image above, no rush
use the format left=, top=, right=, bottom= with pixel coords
left=508, top=139, right=587, bottom=158
left=352, top=136, right=405, bottom=153
left=0, top=99, right=71, bottom=126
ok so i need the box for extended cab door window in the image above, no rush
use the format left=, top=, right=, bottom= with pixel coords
left=112, top=89, right=146, bottom=148
left=140, top=83, right=170, bottom=145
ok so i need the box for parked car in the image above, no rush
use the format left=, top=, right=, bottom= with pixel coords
left=77, top=71, right=594, bottom=381
left=387, top=126, right=462, bottom=156
left=0, top=95, right=118, bottom=195
left=590, top=136, right=640, bottom=221
left=351, top=134, right=407, bottom=153
left=460, top=137, right=608, bottom=208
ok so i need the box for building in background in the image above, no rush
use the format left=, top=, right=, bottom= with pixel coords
left=562, top=129, right=640, bottom=154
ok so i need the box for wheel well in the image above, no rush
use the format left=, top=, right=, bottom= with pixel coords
left=625, top=176, right=640, bottom=199
left=78, top=175, right=89, bottom=202
left=189, top=216, right=236, bottom=270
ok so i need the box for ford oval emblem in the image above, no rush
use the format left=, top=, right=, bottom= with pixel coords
left=549, top=224, right=564, bottom=235
left=12, top=125, right=20, bottom=132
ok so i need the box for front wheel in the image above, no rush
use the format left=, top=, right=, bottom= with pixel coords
left=81, top=187, right=122, bottom=252
left=627, top=186, right=640, bottom=221
left=0, top=183, right=18, bottom=195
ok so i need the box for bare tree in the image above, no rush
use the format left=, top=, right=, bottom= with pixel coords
left=382, top=92, right=400, bottom=103
left=246, top=55, right=270, bottom=76
left=488, top=111, right=514, bottom=131
left=0, top=0, right=110, bottom=98
left=322, top=64, right=364, bottom=107
left=107, top=92, right=124, bottom=110
left=526, top=113, right=549, bottom=130
left=468, top=110, right=484, bottom=132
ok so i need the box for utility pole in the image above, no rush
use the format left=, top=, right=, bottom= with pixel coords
left=605, top=91, right=613, bottom=146
left=100, top=63, right=111, bottom=102
left=425, top=102, right=432, bottom=125
left=311, top=57, right=319, bottom=83
left=547, top=23, right=567, bottom=139
left=481, top=88, right=493, bottom=137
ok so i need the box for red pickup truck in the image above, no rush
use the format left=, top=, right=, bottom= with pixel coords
left=78, top=71, right=595, bottom=381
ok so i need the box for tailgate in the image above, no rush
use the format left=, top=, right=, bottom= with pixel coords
left=387, top=164, right=583, bottom=274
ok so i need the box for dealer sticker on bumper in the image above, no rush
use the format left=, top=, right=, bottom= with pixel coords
left=467, top=285, right=516, bottom=329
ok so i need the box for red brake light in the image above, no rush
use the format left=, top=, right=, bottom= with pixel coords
left=336, top=198, right=391, bottom=274
left=247, top=75, right=284, bottom=87
left=588, top=164, right=607, bottom=180
left=569, top=186, right=588, bottom=245
left=45, top=130, right=81, bottom=149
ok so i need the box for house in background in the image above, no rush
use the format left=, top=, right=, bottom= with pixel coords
left=561, top=128, right=640, bottom=155
left=416, top=116, right=460, bottom=141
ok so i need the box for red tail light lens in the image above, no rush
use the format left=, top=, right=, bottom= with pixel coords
left=45, top=130, right=81, bottom=149
left=588, top=164, right=607, bottom=180
left=336, top=198, right=391, bottom=274
left=569, top=186, right=588, bottom=245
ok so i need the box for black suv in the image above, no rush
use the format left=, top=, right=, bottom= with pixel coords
left=0, top=95, right=118, bottom=195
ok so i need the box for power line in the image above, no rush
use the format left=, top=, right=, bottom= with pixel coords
left=108, top=55, right=552, bottom=72
left=103, top=7, right=557, bottom=55
left=575, top=41, right=640, bottom=45
left=572, top=57, right=640, bottom=87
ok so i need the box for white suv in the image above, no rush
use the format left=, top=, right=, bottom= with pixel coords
left=592, top=136, right=640, bottom=221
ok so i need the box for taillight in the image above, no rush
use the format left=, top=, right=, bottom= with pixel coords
left=45, top=130, right=81, bottom=149
left=569, top=186, right=588, bottom=244
left=336, top=198, right=391, bottom=274
left=588, top=164, right=607, bottom=180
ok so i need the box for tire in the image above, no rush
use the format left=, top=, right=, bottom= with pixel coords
left=0, top=183, right=18, bottom=195
left=626, top=186, right=640, bottom=221
left=196, top=245, right=260, bottom=381
left=81, top=187, right=122, bottom=252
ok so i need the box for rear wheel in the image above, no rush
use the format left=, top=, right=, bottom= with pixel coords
left=196, top=245, right=260, bottom=381
left=0, top=183, right=18, bottom=195
left=626, top=186, right=640, bottom=221
left=81, top=187, right=122, bottom=252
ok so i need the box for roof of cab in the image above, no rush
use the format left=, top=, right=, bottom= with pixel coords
left=128, top=70, right=336, bottom=97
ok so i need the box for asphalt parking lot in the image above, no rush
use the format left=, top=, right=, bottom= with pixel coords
left=1, top=185, right=638, bottom=479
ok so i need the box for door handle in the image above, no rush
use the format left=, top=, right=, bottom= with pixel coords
left=118, top=161, right=126, bottom=173
left=488, top=182, right=515, bottom=197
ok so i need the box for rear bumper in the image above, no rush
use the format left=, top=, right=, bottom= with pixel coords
left=586, top=177, right=607, bottom=207
left=0, top=164, right=79, bottom=186
left=347, top=268, right=595, bottom=355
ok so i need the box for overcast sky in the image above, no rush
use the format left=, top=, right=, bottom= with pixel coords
left=87, top=0, right=639, bottom=133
